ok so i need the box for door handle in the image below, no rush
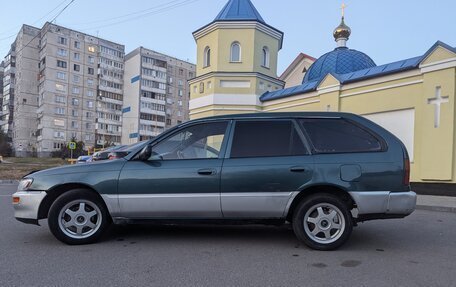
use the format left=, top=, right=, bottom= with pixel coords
left=198, top=168, right=216, bottom=175
left=290, top=166, right=306, bottom=172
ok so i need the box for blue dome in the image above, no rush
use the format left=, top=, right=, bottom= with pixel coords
left=303, top=47, right=376, bottom=83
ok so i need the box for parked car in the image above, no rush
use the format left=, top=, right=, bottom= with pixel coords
left=92, top=145, right=126, bottom=161
left=76, top=155, right=92, bottom=164
left=12, top=112, right=416, bottom=250
left=107, top=141, right=149, bottom=160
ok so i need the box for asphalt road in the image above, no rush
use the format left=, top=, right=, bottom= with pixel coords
left=1, top=184, right=456, bottom=287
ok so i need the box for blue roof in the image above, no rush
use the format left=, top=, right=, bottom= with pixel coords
left=303, top=47, right=376, bottom=83
left=260, top=41, right=455, bottom=102
left=214, top=0, right=265, bottom=23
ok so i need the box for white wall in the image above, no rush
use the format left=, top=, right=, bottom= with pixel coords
left=363, top=109, right=415, bottom=161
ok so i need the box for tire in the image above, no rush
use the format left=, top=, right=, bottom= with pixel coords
left=292, top=193, right=353, bottom=251
left=48, top=189, right=111, bottom=245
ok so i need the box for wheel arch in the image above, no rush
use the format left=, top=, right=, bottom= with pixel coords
left=38, top=183, right=108, bottom=220
left=286, top=184, right=355, bottom=222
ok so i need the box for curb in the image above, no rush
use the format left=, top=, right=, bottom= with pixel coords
left=416, top=205, right=456, bottom=213
left=0, top=180, right=19, bottom=184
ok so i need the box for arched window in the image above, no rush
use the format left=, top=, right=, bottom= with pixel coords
left=262, top=46, right=270, bottom=68
left=230, top=42, right=241, bottom=62
left=204, top=46, right=211, bottom=67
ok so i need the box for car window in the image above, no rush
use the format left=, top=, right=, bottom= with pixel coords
left=299, top=118, right=382, bottom=153
left=230, top=120, right=308, bottom=158
left=151, top=121, right=228, bottom=160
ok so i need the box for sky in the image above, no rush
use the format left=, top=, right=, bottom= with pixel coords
left=1, top=0, right=455, bottom=74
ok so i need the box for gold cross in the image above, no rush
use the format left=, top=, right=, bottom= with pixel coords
left=341, top=2, right=347, bottom=17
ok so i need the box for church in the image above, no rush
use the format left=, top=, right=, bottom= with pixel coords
left=189, top=0, right=456, bottom=191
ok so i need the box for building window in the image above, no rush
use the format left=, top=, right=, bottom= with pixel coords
left=71, top=121, right=78, bottom=128
left=54, top=131, right=65, bottom=138
left=204, top=46, right=211, bottom=67
left=87, top=78, right=94, bottom=86
left=87, top=101, right=93, bottom=108
left=207, top=81, right=212, bottom=89
left=72, top=110, right=78, bottom=117
left=55, top=83, right=65, bottom=92
left=73, top=75, right=80, bottom=83
left=72, top=98, right=79, bottom=105
left=88, top=67, right=94, bottom=75
left=86, top=123, right=91, bottom=129
left=58, top=37, right=67, bottom=45
left=178, top=79, right=183, bottom=86
left=262, top=46, right=270, bottom=68
left=88, top=56, right=95, bottom=64
left=72, top=87, right=80, bottom=94
left=56, top=72, right=66, bottom=80
left=73, top=52, right=80, bottom=60
left=87, top=90, right=95, bottom=97
left=178, top=89, right=183, bottom=97
left=54, top=119, right=65, bottom=127
left=57, top=60, right=67, bottom=68
left=55, top=95, right=65, bottom=103
left=199, top=82, right=204, bottom=93
left=74, top=41, right=81, bottom=49
left=57, top=48, right=67, bottom=57
left=179, top=69, right=183, bottom=76
left=74, top=64, right=80, bottom=72
left=88, top=46, right=96, bottom=53
left=230, top=42, right=241, bottom=62
left=193, top=85, right=197, bottom=93
left=54, top=107, right=65, bottom=115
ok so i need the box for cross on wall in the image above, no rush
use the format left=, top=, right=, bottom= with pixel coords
left=427, top=86, right=449, bottom=128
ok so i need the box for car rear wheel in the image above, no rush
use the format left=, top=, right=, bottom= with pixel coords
left=292, top=194, right=353, bottom=250
left=48, top=189, right=111, bottom=245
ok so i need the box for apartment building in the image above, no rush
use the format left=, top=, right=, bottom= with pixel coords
left=1, top=23, right=125, bottom=157
left=122, top=47, right=195, bottom=144
left=1, top=25, right=41, bottom=157
left=0, top=61, right=4, bottom=118
left=37, top=23, right=125, bottom=155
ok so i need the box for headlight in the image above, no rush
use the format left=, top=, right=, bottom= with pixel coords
left=18, top=178, right=34, bottom=191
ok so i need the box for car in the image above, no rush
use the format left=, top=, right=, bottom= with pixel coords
left=107, top=141, right=149, bottom=160
left=12, top=112, right=416, bottom=250
left=76, top=155, right=92, bottom=164
left=91, top=145, right=126, bottom=161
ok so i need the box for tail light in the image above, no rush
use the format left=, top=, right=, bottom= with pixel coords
left=404, top=157, right=410, bottom=185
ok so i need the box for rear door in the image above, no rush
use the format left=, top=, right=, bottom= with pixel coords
left=220, top=119, right=314, bottom=218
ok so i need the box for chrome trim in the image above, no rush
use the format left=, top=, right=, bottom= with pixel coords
left=221, top=192, right=295, bottom=218
left=12, top=191, right=47, bottom=220
left=349, top=191, right=416, bottom=215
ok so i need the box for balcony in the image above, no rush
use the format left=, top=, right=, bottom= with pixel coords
left=139, top=119, right=165, bottom=128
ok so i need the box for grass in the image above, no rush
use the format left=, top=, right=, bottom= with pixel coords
left=0, top=157, right=68, bottom=180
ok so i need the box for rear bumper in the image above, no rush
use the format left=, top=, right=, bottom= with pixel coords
left=12, top=191, right=47, bottom=224
left=349, top=191, right=417, bottom=218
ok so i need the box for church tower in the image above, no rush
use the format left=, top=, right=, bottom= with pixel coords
left=189, top=0, right=284, bottom=119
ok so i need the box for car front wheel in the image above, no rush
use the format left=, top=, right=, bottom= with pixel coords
left=48, top=189, right=111, bottom=245
left=292, top=194, right=353, bottom=250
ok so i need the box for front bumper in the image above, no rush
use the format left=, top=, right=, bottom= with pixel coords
left=349, top=191, right=417, bottom=219
left=12, top=191, right=47, bottom=224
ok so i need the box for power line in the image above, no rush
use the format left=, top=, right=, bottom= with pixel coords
left=14, top=0, right=76, bottom=56
left=78, top=0, right=201, bottom=32
left=69, top=0, right=185, bottom=26
left=0, top=0, right=70, bottom=41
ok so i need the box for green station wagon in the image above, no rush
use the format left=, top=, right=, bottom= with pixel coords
left=13, top=112, right=416, bottom=250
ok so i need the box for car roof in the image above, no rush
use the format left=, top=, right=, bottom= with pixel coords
left=185, top=112, right=358, bottom=123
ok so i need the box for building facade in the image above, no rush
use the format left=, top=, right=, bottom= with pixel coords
left=188, top=0, right=285, bottom=119
left=189, top=0, right=456, bottom=188
left=121, top=47, right=195, bottom=144
left=1, top=23, right=125, bottom=156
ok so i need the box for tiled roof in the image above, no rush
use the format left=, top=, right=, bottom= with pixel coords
left=214, top=0, right=265, bottom=22
left=260, top=41, right=454, bottom=102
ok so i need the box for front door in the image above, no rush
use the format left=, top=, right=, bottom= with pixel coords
left=118, top=121, right=230, bottom=219
left=221, top=119, right=314, bottom=218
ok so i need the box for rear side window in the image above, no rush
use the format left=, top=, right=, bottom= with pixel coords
left=230, top=120, right=308, bottom=158
left=299, top=118, right=382, bottom=153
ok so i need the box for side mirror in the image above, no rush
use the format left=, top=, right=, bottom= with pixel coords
left=138, top=145, right=152, bottom=161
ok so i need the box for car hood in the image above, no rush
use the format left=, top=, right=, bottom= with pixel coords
left=24, top=158, right=127, bottom=178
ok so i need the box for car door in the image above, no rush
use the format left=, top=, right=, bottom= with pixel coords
left=220, top=119, right=314, bottom=218
left=117, top=120, right=231, bottom=219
